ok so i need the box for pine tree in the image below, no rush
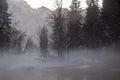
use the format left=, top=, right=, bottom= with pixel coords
left=101, top=0, right=120, bottom=46
left=51, top=0, right=66, bottom=57
left=84, top=0, right=101, bottom=48
left=10, top=28, right=25, bottom=53
left=25, top=38, right=34, bottom=53
left=39, top=27, right=48, bottom=57
left=0, top=0, right=12, bottom=50
left=70, top=0, right=80, bottom=11
left=67, top=0, right=83, bottom=48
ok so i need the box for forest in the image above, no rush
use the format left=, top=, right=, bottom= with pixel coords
left=0, top=0, right=120, bottom=57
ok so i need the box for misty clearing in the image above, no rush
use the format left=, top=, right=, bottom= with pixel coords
left=0, top=0, right=120, bottom=80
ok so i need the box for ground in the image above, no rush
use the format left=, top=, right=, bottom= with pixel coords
left=0, top=49, right=120, bottom=80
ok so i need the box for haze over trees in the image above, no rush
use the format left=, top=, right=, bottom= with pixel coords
left=39, top=26, right=49, bottom=57
left=51, top=0, right=67, bottom=57
left=10, top=28, right=25, bottom=53
left=25, top=38, right=34, bottom=53
left=0, top=0, right=120, bottom=56
left=0, top=1, right=120, bottom=79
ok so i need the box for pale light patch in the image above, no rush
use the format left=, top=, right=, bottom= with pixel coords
left=24, top=0, right=90, bottom=10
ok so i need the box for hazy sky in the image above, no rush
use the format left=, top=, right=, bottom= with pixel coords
left=25, top=0, right=102, bottom=10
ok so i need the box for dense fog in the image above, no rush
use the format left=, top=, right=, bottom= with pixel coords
left=0, top=0, right=120, bottom=80
left=0, top=48, right=120, bottom=71
left=0, top=48, right=120, bottom=80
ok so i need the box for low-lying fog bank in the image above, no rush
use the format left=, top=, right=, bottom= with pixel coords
left=0, top=48, right=120, bottom=71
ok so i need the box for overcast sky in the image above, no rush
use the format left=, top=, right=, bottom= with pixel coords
left=24, top=0, right=102, bottom=10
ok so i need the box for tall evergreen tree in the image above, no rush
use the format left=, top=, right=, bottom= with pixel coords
left=101, top=0, right=120, bottom=46
left=39, top=27, right=48, bottom=57
left=10, top=28, right=25, bottom=53
left=0, top=0, right=11, bottom=50
left=67, top=0, right=83, bottom=48
left=84, top=0, right=101, bottom=48
left=25, top=38, right=34, bottom=53
left=51, top=0, right=66, bottom=57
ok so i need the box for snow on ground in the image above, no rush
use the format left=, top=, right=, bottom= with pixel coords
left=0, top=49, right=119, bottom=71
